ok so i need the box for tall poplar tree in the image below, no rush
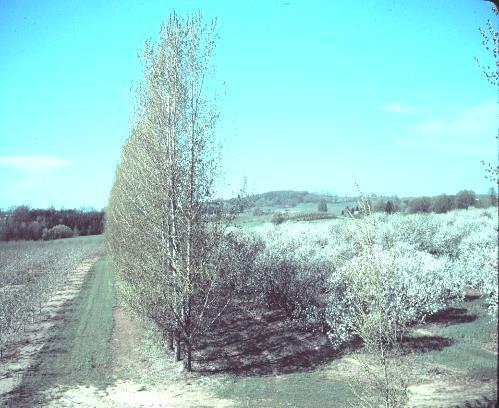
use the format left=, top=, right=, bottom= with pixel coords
left=107, top=11, right=231, bottom=371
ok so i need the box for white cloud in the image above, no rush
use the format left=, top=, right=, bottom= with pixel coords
left=397, top=100, right=498, bottom=156
left=411, top=100, right=497, bottom=137
left=382, top=103, right=417, bottom=114
left=0, top=156, right=69, bottom=173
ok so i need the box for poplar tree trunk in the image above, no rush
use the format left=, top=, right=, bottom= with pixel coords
left=168, top=331, right=174, bottom=351
left=184, top=340, right=192, bottom=372
left=175, top=332, right=181, bottom=361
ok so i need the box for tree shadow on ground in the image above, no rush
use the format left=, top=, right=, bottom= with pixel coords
left=469, top=367, right=498, bottom=383
left=464, top=294, right=482, bottom=302
left=401, top=335, right=454, bottom=353
left=453, top=395, right=497, bottom=408
left=194, top=305, right=360, bottom=376
left=425, top=307, right=478, bottom=325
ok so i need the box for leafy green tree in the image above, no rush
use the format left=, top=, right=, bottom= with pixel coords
left=332, top=197, right=410, bottom=407
left=488, top=186, right=497, bottom=207
left=271, top=212, right=286, bottom=225
left=252, top=207, right=263, bottom=216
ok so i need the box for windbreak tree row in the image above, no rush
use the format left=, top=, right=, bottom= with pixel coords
left=106, top=12, right=238, bottom=372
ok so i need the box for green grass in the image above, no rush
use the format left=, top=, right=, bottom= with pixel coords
left=17, top=257, right=115, bottom=400
left=411, top=298, right=498, bottom=381
left=62, top=257, right=115, bottom=385
left=210, top=370, right=351, bottom=407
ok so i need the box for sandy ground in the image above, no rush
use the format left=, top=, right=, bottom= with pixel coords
left=325, top=355, right=497, bottom=408
left=0, top=258, right=99, bottom=406
left=38, top=363, right=496, bottom=408
left=408, top=379, right=496, bottom=408
left=33, top=381, right=236, bottom=407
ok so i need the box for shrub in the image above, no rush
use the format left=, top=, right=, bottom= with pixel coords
left=232, top=207, right=498, bottom=345
left=250, top=224, right=330, bottom=323
left=252, top=207, right=263, bottom=216
left=215, top=231, right=264, bottom=296
left=271, top=212, right=286, bottom=225
left=431, top=194, right=455, bottom=213
left=318, top=199, right=328, bottom=213
left=455, top=190, right=476, bottom=209
left=455, top=221, right=498, bottom=316
left=42, top=224, right=74, bottom=240
left=288, top=212, right=336, bottom=222
left=408, top=196, right=432, bottom=213
left=29, top=221, right=43, bottom=240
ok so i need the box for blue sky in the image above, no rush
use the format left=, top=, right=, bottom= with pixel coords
left=0, top=0, right=497, bottom=209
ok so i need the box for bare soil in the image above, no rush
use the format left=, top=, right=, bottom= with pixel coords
left=109, top=307, right=147, bottom=377
left=408, top=380, right=496, bottom=408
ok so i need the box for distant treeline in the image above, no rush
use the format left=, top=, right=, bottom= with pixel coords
left=242, top=190, right=341, bottom=208
left=234, top=189, right=497, bottom=215
left=0, top=206, right=104, bottom=241
left=367, top=189, right=497, bottom=215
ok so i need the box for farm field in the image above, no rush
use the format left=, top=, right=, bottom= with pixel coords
left=1, top=209, right=497, bottom=407
left=0, top=236, right=106, bottom=356
left=233, top=200, right=358, bottom=228
left=0, top=236, right=106, bottom=405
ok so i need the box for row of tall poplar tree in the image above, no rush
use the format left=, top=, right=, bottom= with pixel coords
left=106, top=12, right=234, bottom=371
